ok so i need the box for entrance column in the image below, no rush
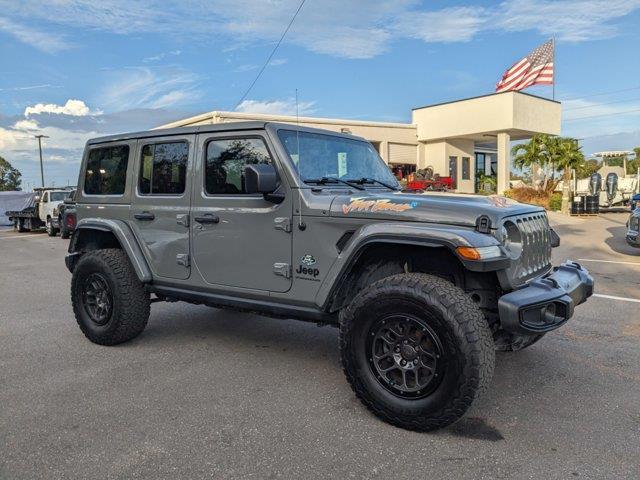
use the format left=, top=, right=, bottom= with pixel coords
left=496, top=132, right=511, bottom=195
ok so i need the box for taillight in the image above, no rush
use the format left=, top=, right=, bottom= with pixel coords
left=66, top=214, right=76, bottom=228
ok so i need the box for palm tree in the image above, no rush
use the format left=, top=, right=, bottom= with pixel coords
left=553, top=138, right=585, bottom=213
left=512, top=134, right=547, bottom=190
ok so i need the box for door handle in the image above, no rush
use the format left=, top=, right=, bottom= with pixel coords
left=134, top=212, right=155, bottom=221
left=194, top=214, right=220, bottom=224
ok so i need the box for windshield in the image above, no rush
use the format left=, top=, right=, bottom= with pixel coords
left=50, top=191, right=67, bottom=202
left=277, top=130, right=399, bottom=188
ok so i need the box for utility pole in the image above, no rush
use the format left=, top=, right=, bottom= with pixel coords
left=35, top=134, right=49, bottom=188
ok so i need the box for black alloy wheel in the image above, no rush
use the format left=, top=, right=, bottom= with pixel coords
left=367, top=314, right=445, bottom=398
left=82, top=273, right=113, bottom=325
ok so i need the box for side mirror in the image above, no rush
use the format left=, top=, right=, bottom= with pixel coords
left=244, top=164, right=278, bottom=194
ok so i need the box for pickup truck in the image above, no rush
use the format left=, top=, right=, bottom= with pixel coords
left=6, top=188, right=70, bottom=235
left=52, top=190, right=77, bottom=239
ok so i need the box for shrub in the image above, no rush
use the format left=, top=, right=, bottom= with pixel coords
left=548, top=193, right=562, bottom=211
left=504, top=186, right=557, bottom=210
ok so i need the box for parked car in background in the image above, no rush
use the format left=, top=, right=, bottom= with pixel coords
left=53, top=190, right=77, bottom=239
left=6, top=188, right=70, bottom=235
left=627, top=206, right=640, bottom=248
left=630, top=193, right=640, bottom=212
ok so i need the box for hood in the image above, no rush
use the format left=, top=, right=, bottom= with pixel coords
left=329, top=191, right=544, bottom=229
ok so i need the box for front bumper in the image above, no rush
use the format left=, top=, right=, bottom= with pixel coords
left=498, top=261, right=594, bottom=335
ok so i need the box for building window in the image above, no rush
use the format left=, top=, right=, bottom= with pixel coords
left=139, top=142, right=188, bottom=195
left=84, top=145, right=129, bottom=195
left=475, top=153, right=485, bottom=175
left=448, top=156, right=458, bottom=190
left=462, top=157, right=470, bottom=180
left=205, top=138, right=272, bottom=195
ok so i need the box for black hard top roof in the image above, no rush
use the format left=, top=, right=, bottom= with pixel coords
left=86, top=121, right=365, bottom=145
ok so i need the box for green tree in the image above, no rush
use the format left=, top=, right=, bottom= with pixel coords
left=553, top=138, right=585, bottom=213
left=0, top=156, right=22, bottom=191
left=512, top=134, right=548, bottom=190
left=575, top=159, right=600, bottom=179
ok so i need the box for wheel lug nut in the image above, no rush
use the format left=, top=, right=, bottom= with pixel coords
left=401, top=360, right=407, bottom=366
left=403, top=340, right=408, bottom=344
left=394, top=347, right=400, bottom=353
left=413, top=359, right=418, bottom=365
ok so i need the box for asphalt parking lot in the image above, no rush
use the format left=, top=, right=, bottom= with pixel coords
left=1, top=212, right=639, bottom=480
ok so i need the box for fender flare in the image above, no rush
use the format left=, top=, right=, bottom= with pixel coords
left=69, top=218, right=152, bottom=282
left=314, top=222, right=508, bottom=310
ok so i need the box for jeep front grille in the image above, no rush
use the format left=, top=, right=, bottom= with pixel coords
left=511, top=213, right=552, bottom=283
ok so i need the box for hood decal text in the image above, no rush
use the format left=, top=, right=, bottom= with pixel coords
left=342, top=198, right=418, bottom=215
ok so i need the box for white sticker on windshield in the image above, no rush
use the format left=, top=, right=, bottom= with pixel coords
left=338, top=152, right=347, bottom=177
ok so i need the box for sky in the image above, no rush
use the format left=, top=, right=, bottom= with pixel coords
left=1, top=0, right=639, bottom=189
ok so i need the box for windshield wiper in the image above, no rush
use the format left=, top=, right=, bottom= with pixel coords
left=304, top=177, right=365, bottom=190
left=346, top=177, right=400, bottom=191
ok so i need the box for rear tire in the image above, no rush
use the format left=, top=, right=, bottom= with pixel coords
left=340, top=273, right=494, bottom=431
left=71, top=248, right=150, bottom=345
left=60, top=216, right=70, bottom=239
left=46, top=218, right=58, bottom=236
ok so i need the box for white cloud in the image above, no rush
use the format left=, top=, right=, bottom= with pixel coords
left=234, top=64, right=258, bottom=73
left=1, top=0, right=638, bottom=57
left=24, top=99, right=100, bottom=117
left=99, top=67, right=201, bottom=110
left=497, top=0, right=640, bottom=42
left=0, top=16, right=70, bottom=53
left=395, top=7, right=487, bottom=43
left=562, top=97, right=640, bottom=136
left=13, top=119, right=39, bottom=131
left=236, top=98, right=316, bottom=116
left=143, top=49, right=182, bottom=63
left=269, top=58, right=288, bottom=66
left=0, top=84, right=57, bottom=92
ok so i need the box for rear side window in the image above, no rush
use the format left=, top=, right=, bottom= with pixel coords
left=205, top=138, right=272, bottom=195
left=139, top=142, right=188, bottom=195
left=84, top=145, right=129, bottom=195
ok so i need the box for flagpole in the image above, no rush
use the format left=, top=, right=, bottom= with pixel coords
left=552, top=37, right=556, bottom=100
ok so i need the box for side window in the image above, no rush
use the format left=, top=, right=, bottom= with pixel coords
left=205, top=138, right=272, bottom=195
left=84, top=145, right=129, bottom=195
left=139, top=141, right=188, bottom=195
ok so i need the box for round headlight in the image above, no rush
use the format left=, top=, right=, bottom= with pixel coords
left=500, top=226, right=511, bottom=248
left=501, top=221, right=523, bottom=259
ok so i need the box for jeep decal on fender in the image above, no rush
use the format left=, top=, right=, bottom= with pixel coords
left=342, top=198, right=418, bottom=214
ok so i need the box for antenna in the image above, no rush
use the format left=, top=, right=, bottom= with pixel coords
left=295, top=89, right=305, bottom=230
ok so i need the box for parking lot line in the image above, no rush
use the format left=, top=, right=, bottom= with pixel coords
left=0, top=234, right=45, bottom=240
left=593, top=293, right=640, bottom=303
left=578, top=258, right=640, bottom=266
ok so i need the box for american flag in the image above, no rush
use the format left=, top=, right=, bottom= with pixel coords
left=495, top=39, right=554, bottom=93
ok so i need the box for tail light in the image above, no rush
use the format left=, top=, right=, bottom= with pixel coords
left=66, top=214, right=76, bottom=229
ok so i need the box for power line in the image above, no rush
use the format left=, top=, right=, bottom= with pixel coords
left=564, top=107, right=640, bottom=122
left=564, top=96, right=640, bottom=111
left=560, top=85, right=640, bottom=102
left=232, top=0, right=307, bottom=111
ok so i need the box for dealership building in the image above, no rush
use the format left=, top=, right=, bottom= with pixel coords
left=158, top=91, right=561, bottom=194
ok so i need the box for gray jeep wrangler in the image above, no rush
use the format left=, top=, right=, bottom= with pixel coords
left=66, top=122, right=593, bottom=431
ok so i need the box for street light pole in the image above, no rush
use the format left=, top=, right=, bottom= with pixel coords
left=35, top=134, right=49, bottom=188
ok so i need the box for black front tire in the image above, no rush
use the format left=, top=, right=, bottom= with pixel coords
left=71, top=248, right=150, bottom=345
left=340, top=273, right=495, bottom=431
